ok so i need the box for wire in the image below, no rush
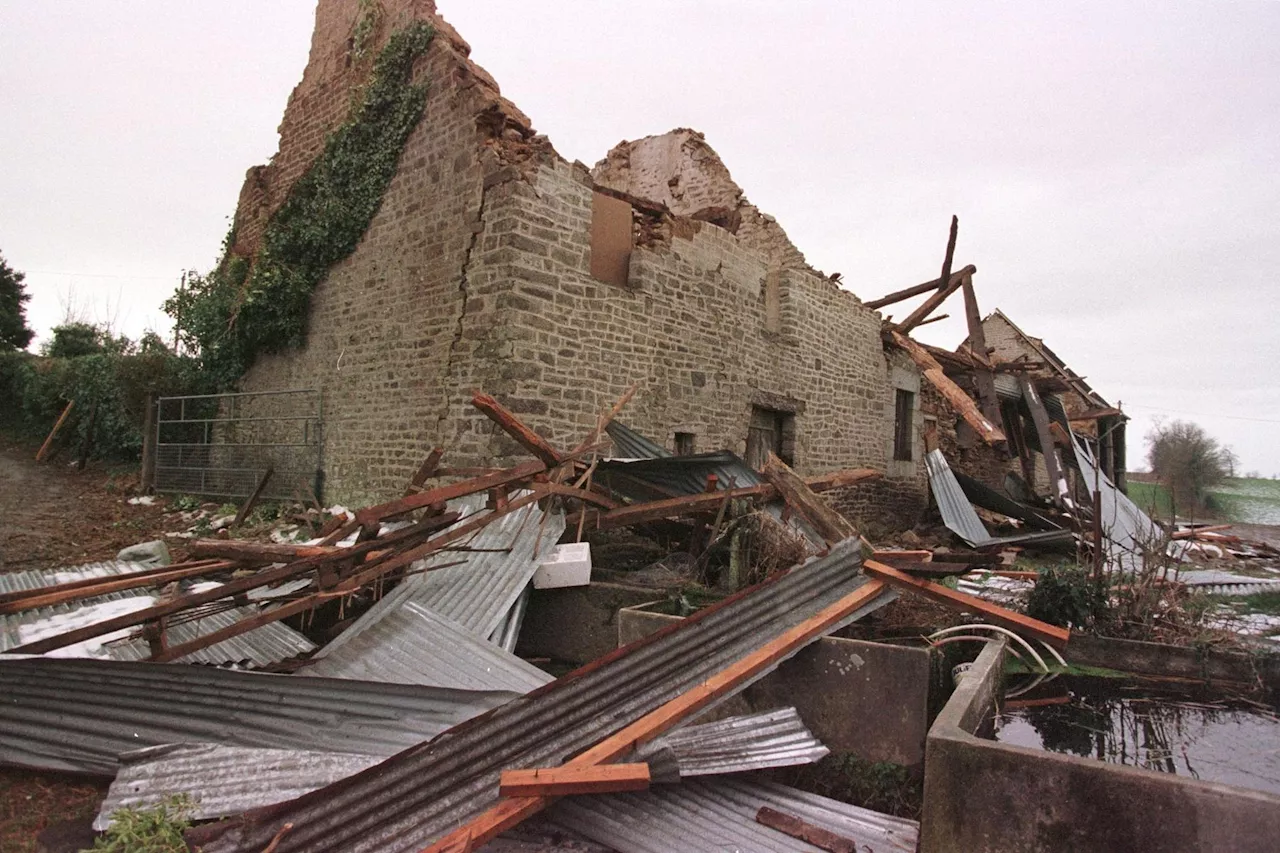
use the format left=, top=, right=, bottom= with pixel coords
left=24, top=269, right=177, bottom=280
left=1124, top=403, right=1280, bottom=425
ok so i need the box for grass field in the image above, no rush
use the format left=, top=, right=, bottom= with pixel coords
left=1126, top=477, right=1280, bottom=525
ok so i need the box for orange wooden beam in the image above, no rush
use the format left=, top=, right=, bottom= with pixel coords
left=863, top=559, right=1069, bottom=649
left=422, top=576, right=890, bottom=852
left=498, top=764, right=650, bottom=798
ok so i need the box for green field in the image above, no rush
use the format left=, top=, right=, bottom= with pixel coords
left=1126, top=477, right=1280, bottom=525
left=1208, top=478, right=1280, bottom=525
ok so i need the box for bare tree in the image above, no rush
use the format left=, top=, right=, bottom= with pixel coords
left=1146, top=419, right=1236, bottom=512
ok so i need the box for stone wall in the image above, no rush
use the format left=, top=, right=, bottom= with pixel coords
left=442, top=158, right=915, bottom=485
left=230, top=0, right=928, bottom=513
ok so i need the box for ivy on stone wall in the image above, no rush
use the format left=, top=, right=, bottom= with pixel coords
left=166, top=21, right=435, bottom=387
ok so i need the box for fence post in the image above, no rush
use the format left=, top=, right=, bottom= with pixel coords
left=141, top=393, right=157, bottom=494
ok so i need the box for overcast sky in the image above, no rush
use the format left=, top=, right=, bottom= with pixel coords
left=1, top=1, right=1277, bottom=474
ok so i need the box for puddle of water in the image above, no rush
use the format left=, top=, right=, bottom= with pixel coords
left=991, top=675, right=1280, bottom=796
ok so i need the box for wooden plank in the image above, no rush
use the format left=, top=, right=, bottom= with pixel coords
left=354, top=460, right=546, bottom=525
left=863, top=264, right=977, bottom=311
left=755, top=806, right=858, bottom=853
left=471, top=393, right=563, bottom=468
left=890, top=330, right=1007, bottom=445
left=570, top=382, right=639, bottom=456
left=960, top=273, right=1003, bottom=426
left=863, top=559, right=1069, bottom=649
left=498, top=764, right=650, bottom=798
left=423, top=577, right=891, bottom=853
left=572, top=469, right=881, bottom=530
left=0, top=560, right=234, bottom=615
left=35, top=400, right=75, bottom=462
left=762, top=453, right=858, bottom=547
left=405, top=448, right=445, bottom=495
left=1019, top=375, right=1066, bottom=501
left=536, top=482, right=621, bottom=510
left=896, top=216, right=959, bottom=333
left=233, top=467, right=274, bottom=528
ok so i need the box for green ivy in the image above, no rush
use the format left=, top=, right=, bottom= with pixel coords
left=167, top=21, right=435, bottom=387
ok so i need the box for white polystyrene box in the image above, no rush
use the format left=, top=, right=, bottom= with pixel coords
left=532, top=542, right=592, bottom=589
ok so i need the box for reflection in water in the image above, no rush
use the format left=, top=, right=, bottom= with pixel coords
left=992, top=676, right=1280, bottom=796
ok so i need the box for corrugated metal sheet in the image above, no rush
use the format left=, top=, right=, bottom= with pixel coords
left=0, top=564, right=315, bottom=666
left=302, top=597, right=552, bottom=693
left=926, top=450, right=1072, bottom=549
left=604, top=421, right=671, bottom=460
left=96, top=744, right=381, bottom=830
left=404, top=494, right=565, bottom=639
left=193, top=540, right=892, bottom=853
left=1072, top=434, right=1159, bottom=571
left=488, top=586, right=530, bottom=653
left=640, top=707, right=828, bottom=778
left=549, top=777, right=918, bottom=853
left=0, top=657, right=519, bottom=776
left=92, top=709, right=821, bottom=829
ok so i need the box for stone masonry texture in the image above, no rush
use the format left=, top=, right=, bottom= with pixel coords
left=228, top=0, right=932, bottom=524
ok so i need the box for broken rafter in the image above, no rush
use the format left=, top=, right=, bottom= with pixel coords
left=863, top=264, right=977, bottom=311
left=147, top=493, right=546, bottom=662
left=405, top=447, right=445, bottom=495
left=425, top=574, right=890, bottom=852
left=354, top=460, right=546, bottom=525
left=762, top=453, right=858, bottom=547
left=895, top=217, right=962, bottom=334
left=959, top=275, right=1003, bottom=430
left=890, top=330, right=1006, bottom=445
left=569, top=468, right=881, bottom=531
left=863, top=559, right=1069, bottom=649
left=0, top=560, right=235, bottom=616
left=571, top=382, right=639, bottom=456
left=472, top=392, right=564, bottom=468
left=1019, top=375, right=1067, bottom=502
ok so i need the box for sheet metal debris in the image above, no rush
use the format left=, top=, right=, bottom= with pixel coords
left=302, top=597, right=552, bottom=693
left=0, top=657, right=518, bottom=775
left=0, top=563, right=315, bottom=666
left=549, top=777, right=919, bottom=853
left=638, top=707, right=829, bottom=778
left=925, top=450, right=1072, bottom=550
left=190, top=541, right=891, bottom=853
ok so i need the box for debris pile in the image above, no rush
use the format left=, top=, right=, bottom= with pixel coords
left=1, top=389, right=1079, bottom=852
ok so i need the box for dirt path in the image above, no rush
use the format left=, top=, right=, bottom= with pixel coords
left=0, top=435, right=181, bottom=573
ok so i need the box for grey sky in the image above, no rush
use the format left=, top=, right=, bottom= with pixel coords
left=1, top=2, right=1277, bottom=474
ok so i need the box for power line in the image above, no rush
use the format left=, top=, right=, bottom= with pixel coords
left=1124, top=403, right=1280, bottom=425
left=25, top=269, right=177, bottom=281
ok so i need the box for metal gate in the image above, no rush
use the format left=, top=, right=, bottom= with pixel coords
left=153, top=389, right=323, bottom=501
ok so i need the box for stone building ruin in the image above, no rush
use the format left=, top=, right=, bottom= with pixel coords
left=222, top=0, right=1124, bottom=528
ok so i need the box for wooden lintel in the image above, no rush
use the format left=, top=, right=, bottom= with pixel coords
left=472, top=392, right=564, bottom=468
left=863, top=559, right=1069, bottom=649
left=891, top=330, right=1007, bottom=445
left=498, top=764, right=650, bottom=798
